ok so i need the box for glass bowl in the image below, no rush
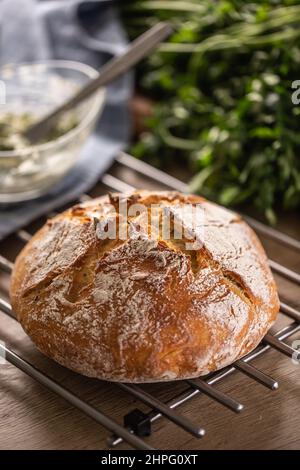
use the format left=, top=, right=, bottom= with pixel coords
left=0, top=61, right=106, bottom=203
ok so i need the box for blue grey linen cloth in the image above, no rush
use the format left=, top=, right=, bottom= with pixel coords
left=0, top=0, right=133, bottom=240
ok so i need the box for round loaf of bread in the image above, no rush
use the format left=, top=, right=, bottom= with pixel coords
left=10, top=191, right=279, bottom=382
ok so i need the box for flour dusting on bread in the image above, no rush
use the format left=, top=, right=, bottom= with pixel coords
left=10, top=191, right=279, bottom=382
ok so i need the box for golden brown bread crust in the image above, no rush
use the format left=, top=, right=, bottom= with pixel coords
left=10, top=191, right=279, bottom=382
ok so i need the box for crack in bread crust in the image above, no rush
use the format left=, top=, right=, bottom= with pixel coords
left=10, top=190, right=279, bottom=383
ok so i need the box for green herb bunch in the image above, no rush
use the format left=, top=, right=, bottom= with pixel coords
left=122, top=0, right=300, bottom=223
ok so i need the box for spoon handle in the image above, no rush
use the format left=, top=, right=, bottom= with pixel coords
left=24, top=22, right=172, bottom=144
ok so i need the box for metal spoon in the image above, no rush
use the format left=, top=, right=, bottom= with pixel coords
left=22, top=22, right=172, bottom=145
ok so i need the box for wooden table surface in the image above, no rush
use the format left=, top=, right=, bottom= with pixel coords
left=0, top=159, right=299, bottom=450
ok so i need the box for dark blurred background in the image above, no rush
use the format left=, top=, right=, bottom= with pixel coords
left=1, top=0, right=300, bottom=226
left=121, top=0, right=300, bottom=224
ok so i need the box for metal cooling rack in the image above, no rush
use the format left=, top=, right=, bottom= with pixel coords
left=0, top=152, right=299, bottom=450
